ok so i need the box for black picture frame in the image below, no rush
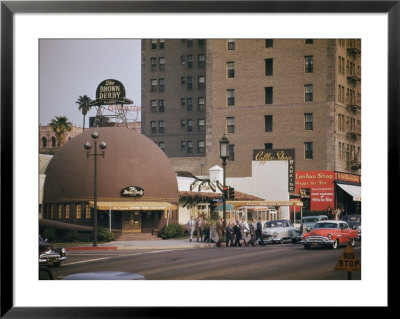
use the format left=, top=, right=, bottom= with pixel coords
left=1, top=1, right=396, bottom=317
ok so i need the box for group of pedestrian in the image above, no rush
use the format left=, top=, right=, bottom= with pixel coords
left=187, top=215, right=205, bottom=242
left=215, top=216, right=266, bottom=247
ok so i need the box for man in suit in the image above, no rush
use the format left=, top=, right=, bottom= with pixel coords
left=249, top=219, right=256, bottom=247
left=256, top=217, right=265, bottom=246
left=216, top=218, right=224, bottom=247
left=196, top=216, right=204, bottom=242
left=187, top=216, right=195, bottom=242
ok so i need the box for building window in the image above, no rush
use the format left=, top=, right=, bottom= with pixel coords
left=304, top=142, right=313, bottom=159
left=305, top=113, right=313, bottom=130
left=305, top=84, right=313, bottom=101
left=50, top=205, right=54, bottom=219
left=158, top=121, right=165, bottom=133
left=58, top=205, right=62, bottom=219
left=265, top=143, right=273, bottom=150
left=181, top=55, right=186, bottom=65
left=198, top=39, right=205, bottom=47
left=187, top=119, right=193, bottom=132
left=42, top=137, right=47, bottom=148
left=85, top=204, right=91, bottom=219
left=159, top=39, right=165, bottom=49
left=198, top=140, right=205, bottom=153
left=159, top=57, right=165, bottom=70
left=76, top=204, right=82, bottom=219
left=264, top=115, right=273, bottom=132
left=265, top=59, right=273, bottom=76
left=51, top=136, right=56, bottom=147
left=227, top=89, right=235, bottom=106
left=198, top=76, right=205, bottom=89
left=151, top=100, right=157, bottom=112
left=181, top=98, right=186, bottom=106
left=158, top=142, right=165, bottom=151
left=151, top=79, right=157, bottom=92
left=227, top=117, right=235, bottom=133
left=181, top=141, right=186, bottom=150
left=187, top=77, right=193, bottom=90
left=187, top=39, right=193, bottom=48
left=305, top=39, right=313, bottom=44
left=187, top=55, right=193, bottom=68
left=198, top=119, right=205, bottom=131
left=187, top=141, right=193, bottom=153
left=227, top=62, right=235, bottom=78
left=151, top=121, right=157, bottom=133
left=181, top=120, right=186, bottom=128
left=151, top=57, right=157, bottom=71
left=65, top=204, right=70, bottom=219
left=228, top=39, right=235, bottom=50
left=265, top=87, right=273, bottom=104
left=305, top=56, right=313, bottom=73
left=198, top=54, right=205, bottom=68
left=198, top=97, right=205, bottom=111
left=265, top=39, right=273, bottom=47
left=187, top=98, right=193, bottom=111
left=228, top=144, right=235, bottom=161
left=151, top=39, right=157, bottom=50
left=159, top=100, right=165, bottom=112
left=158, top=78, right=165, bottom=92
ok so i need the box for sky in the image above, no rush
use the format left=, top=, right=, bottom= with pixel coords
left=39, top=39, right=141, bottom=127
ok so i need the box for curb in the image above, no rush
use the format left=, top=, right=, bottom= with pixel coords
left=66, top=246, right=117, bottom=251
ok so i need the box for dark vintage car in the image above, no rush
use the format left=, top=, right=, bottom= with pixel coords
left=341, top=215, right=361, bottom=240
left=39, top=235, right=67, bottom=266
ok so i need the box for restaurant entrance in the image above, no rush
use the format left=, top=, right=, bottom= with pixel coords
left=122, top=211, right=141, bottom=233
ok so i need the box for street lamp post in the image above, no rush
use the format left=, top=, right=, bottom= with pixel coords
left=84, top=131, right=107, bottom=247
left=219, top=135, right=229, bottom=228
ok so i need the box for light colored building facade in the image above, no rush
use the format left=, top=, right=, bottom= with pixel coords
left=39, top=125, right=83, bottom=154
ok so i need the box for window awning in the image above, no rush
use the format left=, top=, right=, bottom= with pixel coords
left=89, top=201, right=177, bottom=211
left=337, top=183, right=361, bottom=201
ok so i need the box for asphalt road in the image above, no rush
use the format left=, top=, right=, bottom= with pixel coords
left=49, top=242, right=361, bottom=280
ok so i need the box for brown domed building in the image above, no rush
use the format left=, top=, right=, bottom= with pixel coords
left=42, top=127, right=178, bottom=238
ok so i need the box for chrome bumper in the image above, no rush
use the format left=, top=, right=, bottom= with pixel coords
left=301, top=236, right=335, bottom=246
left=39, top=253, right=67, bottom=264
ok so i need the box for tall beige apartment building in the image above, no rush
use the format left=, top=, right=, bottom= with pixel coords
left=141, top=39, right=361, bottom=178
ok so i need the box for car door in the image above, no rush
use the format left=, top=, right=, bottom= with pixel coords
left=339, top=222, right=351, bottom=243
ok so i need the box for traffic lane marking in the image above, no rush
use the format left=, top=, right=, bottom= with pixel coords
left=62, top=249, right=180, bottom=266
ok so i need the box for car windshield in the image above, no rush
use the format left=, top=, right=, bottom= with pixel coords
left=264, top=221, right=284, bottom=228
left=314, top=222, right=338, bottom=229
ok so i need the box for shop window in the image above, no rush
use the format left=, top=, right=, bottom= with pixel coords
left=76, top=204, right=82, bottom=219
left=65, top=204, right=70, bottom=219
left=50, top=205, right=55, bottom=219
left=85, top=204, right=91, bottom=219
left=58, top=205, right=62, bottom=219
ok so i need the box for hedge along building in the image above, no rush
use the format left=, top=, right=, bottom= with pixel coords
left=42, top=127, right=178, bottom=238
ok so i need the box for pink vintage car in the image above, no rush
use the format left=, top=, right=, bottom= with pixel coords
left=301, top=220, right=358, bottom=249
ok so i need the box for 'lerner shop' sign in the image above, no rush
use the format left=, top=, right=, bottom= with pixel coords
left=120, top=186, right=144, bottom=198
left=253, top=149, right=295, bottom=193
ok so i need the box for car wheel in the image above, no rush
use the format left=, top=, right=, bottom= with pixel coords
left=350, top=238, right=355, bottom=247
left=331, top=239, right=339, bottom=249
left=304, top=244, right=310, bottom=249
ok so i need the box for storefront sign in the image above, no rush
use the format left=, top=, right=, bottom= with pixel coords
left=90, top=79, right=133, bottom=106
left=253, top=149, right=295, bottom=192
left=335, top=172, right=361, bottom=184
left=295, top=171, right=334, bottom=211
left=120, top=186, right=144, bottom=197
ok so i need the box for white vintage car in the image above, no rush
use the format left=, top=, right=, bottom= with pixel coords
left=262, top=219, right=296, bottom=244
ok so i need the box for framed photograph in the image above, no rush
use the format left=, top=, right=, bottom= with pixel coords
left=1, top=0, right=396, bottom=316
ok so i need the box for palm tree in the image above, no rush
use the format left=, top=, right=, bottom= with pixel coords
left=76, top=95, right=92, bottom=131
left=49, top=116, right=73, bottom=147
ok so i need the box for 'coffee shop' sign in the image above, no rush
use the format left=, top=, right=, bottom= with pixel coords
left=253, top=149, right=295, bottom=193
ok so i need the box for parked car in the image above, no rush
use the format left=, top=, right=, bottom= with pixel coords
left=39, top=265, right=54, bottom=280
left=62, top=271, right=146, bottom=280
left=39, top=235, right=67, bottom=266
left=262, top=219, right=296, bottom=244
left=300, top=215, right=329, bottom=234
left=301, top=220, right=358, bottom=249
left=341, top=215, right=361, bottom=240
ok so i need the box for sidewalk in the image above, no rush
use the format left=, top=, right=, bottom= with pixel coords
left=66, top=239, right=216, bottom=250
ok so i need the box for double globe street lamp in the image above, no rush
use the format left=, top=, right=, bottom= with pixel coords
left=84, top=131, right=107, bottom=247
left=219, top=134, right=229, bottom=228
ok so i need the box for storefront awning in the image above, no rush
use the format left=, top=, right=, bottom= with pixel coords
left=337, top=183, right=361, bottom=201
left=89, top=201, right=177, bottom=211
